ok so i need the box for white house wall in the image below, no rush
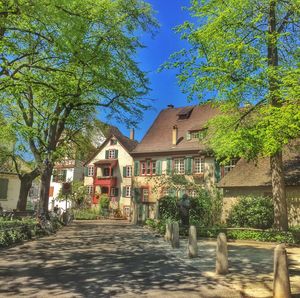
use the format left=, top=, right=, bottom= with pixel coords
left=0, top=174, right=20, bottom=210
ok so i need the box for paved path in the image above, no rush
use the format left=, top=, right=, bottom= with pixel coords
left=0, top=221, right=299, bottom=298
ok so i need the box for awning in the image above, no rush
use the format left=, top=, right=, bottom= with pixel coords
left=94, top=159, right=118, bottom=167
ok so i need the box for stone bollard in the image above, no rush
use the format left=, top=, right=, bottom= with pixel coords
left=171, top=222, right=180, bottom=248
left=165, top=223, right=173, bottom=242
left=216, top=233, right=228, bottom=275
left=273, top=244, right=291, bottom=298
left=188, top=225, right=198, bottom=258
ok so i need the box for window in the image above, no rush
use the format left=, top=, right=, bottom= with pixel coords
left=140, top=160, right=156, bottom=176
left=141, top=162, right=146, bottom=175
left=224, top=159, right=238, bottom=175
left=108, top=149, right=116, bottom=159
left=87, top=185, right=94, bottom=195
left=125, top=186, right=131, bottom=197
left=194, top=158, right=204, bottom=174
left=111, top=187, right=118, bottom=197
left=125, top=166, right=132, bottom=177
left=110, top=139, right=117, bottom=145
left=52, top=169, right=67, bottom=183
left=142, top=188, right=149, bottom=202
left=103, top=168, right=113, bottom=177
left=88, top=166, right=94, bottom=177
left=174, top=158, right=185, bottom=174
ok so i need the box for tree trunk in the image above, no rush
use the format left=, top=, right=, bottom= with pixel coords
left=267, top=1, right=288, bottom=230
left=39, top=163, right=53, bottom=215
left=270, top=151, right=288, bottom=230
left=16, top=169, right=39, bottom=211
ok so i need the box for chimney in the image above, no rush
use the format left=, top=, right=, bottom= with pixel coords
left=168, top=104, right=174, bottom=108
left=130, top=128, right=135, bottom=140
left=172, top=125, right=178, bottom=145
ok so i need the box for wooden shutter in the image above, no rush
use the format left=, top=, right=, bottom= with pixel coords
left=134, top=161, right=140, bottom=176
left=156, top=160, right=162, bottom=175
left=123, top=166, right=127, bottom=177
left=84, top=167, right=88, bottom=176
left=115, top=188, right=119, bottom=196
left=49, top=186, right=54, bottom=197
left=133, top=188, right=141, bottom=202
left=0, top=178, right=8, bottom=200
left=105, top=150, right=109, bottom=159
left=166, top=158, right=172, bottom=175
left=185, top=157, right=192, bottom=175
left=122, top=187, right=126, bottom=197
left=115, top=150, right=118, bottom=158
left=214, top=160, right=221, bottom=182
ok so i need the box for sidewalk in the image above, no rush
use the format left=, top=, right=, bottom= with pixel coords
left=150, top=228, right=300, bottom=297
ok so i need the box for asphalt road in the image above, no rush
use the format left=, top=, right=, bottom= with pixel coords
left=0, top=220, right=243, bottom=298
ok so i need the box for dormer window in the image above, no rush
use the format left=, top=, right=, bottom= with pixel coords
left=177, top=106, right=194, bottom=120
left=187, top=129, right=207, bottom=140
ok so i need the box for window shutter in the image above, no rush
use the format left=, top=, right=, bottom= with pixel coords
left=63, top=170, right=67, bottom=182
left=156, top=160, right=162, bottom=175
left=115, top=188, right=119, bottom=196
left=134, top=161, right=140, bottom=176
left=214, top=160, right=221, bottom=182
left=105, top=150, right=109, bottom=159
left=186, top=131, right=191, bottom=140
left=170, top=188, right=176, bottom=197
left=122, top=187, right=126, bottom=197
left=166, top=158, right=172, bottom=175
left=0, top=178, right=9, bottom=200
left=115, top=150, right=118, bottom=158
left=84, top=167, right=88, bottom=176
left=133, top=188, right=141, bottom=202
left=185, top=157, right=192, bottom=175
left=123, top=166, right=127, bottom=177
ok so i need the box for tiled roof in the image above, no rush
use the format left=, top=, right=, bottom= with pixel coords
left=132, top=103, right=219, bottom=154
left=219, top=145, right=300, bottom=187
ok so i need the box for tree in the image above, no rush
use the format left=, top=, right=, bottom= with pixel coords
left=165, top=0, right=300, bottom=230
left=0, top=0, right=157, bottom=214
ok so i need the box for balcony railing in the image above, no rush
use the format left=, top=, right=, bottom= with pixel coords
left=94, top=176, right=117, bottom=187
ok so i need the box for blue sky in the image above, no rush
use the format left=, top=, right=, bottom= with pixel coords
left=104, top=0, right=197, bottom=141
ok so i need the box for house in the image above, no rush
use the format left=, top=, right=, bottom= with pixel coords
left=0, top=167, right=21, bottom=210
left=84, top=127, right=137, bottom=218
left=49, top=159, right=84, bottom=210
left=131, top=103, right=221, bottom=221
left=219, top=144, right=300, bottom=225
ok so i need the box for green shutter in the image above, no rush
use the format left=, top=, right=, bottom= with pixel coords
left=156, top=160, right=162, bottom=175
left=115, top=188, right=119, bottom=196
left=0, top=178, right=9, bottom=200
left=123, top=166, right=127, bottom=177
left=185, top=157, right=192, bottom=175
left=214, top=160, right=221, bottom=182
left=170, top=188, right=176, bottom=197
left=122, top=187, right=126, bottom=197
left=84, top=167, right=88, bottom=176
left=186, top=131, right=191, bottom=140
left=105, top=150, right=109, bottom=159
left=134, top=161, right=140, bottom=176
left=166, top=158, right=172, bottom=175
left=133, top=188, right=141, bottom=203
left=115, top=150, right=118, bottom=158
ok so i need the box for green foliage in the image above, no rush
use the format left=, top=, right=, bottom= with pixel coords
left=228, top=196, right=274, bottom=229
left=99, top=195, right=110, bottom=216
left=158, top=196, right=180, bottom=222
left=164, top=0, right=300, bottom=159
left=145, top=218, right=166, bottom=235
left=73, top=208, right=99, bottom=220
left=189, top=190, right=212, bottom=226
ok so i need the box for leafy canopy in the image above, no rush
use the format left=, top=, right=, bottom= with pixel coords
left=165, top=0, right=300, bottom=161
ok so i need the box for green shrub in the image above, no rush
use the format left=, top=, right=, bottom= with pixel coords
left=99, top=195, right=110, bottom=215
left=145, top=218, right=166, bottom=234
left=158, top=196, right=179, bottom=222
left=227, top=196, right=274, bottom=229
left=73, top=208, right=99, bottom=220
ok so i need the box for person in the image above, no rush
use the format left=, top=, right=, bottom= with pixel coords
left=178, top=194, right=190, bottom=226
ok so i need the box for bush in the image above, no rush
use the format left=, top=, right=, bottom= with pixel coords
left=99, top=195, right=110, bottom=216
left=73, top=208, right=99, bottom=220
left=145, top=218, right=166, bottom=234
left=227, top=196, right=274, bottom=229
left=158, top=196, right=179, bottom=222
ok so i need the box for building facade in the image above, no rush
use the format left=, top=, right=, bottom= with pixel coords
left=84, top=130, right=137, bottom=217
left=131, top=104, right=223, bottom=221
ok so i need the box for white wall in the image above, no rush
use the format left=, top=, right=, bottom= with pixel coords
left=0, top=174, right=20, bottom=210
left=84, top=138, right=134, bottom=214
